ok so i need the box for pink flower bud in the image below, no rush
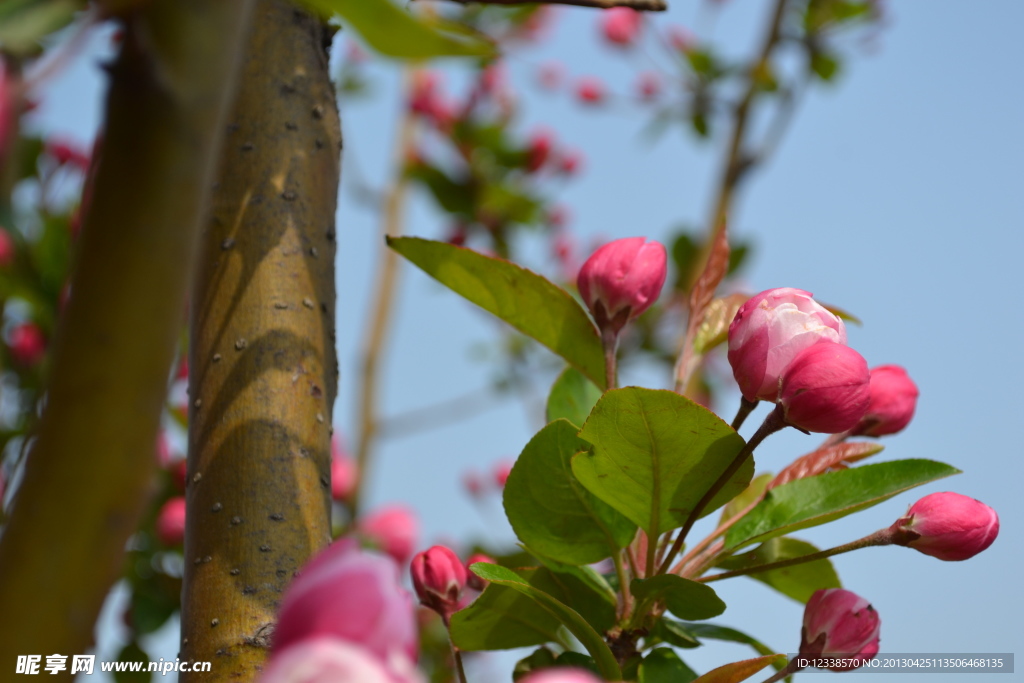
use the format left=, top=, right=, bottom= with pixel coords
left=331, top=435, right=357, bottom=502
left=332, top=456, right=357, bottom=503
left=0, top=229, right=14, bottom=267
left=727, top=288, right=847, bottom=402
left=537, top=62, right=564, bottom=91
left=800, top=589, right=880, bottom=671
left=892, top=492, right=999, bottom=561
left=546, top=205, right=570, bottom=229
left=410, top=546, right=467, bottom=619
left=520, top=668, right=604, bottom=683
left=666, top=25, right=695, bottom=53
left=8, top=322, right=47, bottom=366
left=465, top=553, right=496, bottom=592
left=636, top=72, right=661, bottom=101
left=274, top=539, right=418, bottom=664
left=555, top=149, right=583, bottom=176
left=577, top=237, right=667, bottom=335
left=358, top=505, right=420, bottom=565
left=260, top=637, right=423, bottom=683
left=45, top=138, right=90, bottom=171
left=493, top=459, right=514, bottom=488
left=526, top=129, right=554, bottom=172
left=600, top=8, right=642, bottom=46
left=155, top=497, right=186, bottom=546
left=852, top=365, right=919, bottom=437
left=778, top=342, right=870, bottom=434
left=575, top=77, right=607, bottom=105
left=156, top=431, right=174, bottom=468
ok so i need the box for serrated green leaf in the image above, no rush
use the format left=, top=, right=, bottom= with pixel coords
left=0, top=0, right=82, bottom=55
left=464, top=563, right=621, bottom=681
left=692, top=654, right=787, bottom=683
left=641, top=648, right=698, bottom=683
left=546, top=367, right=603, bottom=427
left=572, top=388, right=749, bottom=538
left=299, top=0, right=495, bottom=59
left=725, top=459, right=960, bottom=550
left=715, top=537, right=841, bottom=603
left=631, top=574, right=726, bottom=621
left=388, top=237, right=606, bottom=389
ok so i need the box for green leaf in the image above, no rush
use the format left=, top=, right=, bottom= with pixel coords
left=716, top=537, right=841, bottom=603
left=810, top=52, right=841, bottom=81
left=648, top=617, right=701, bottom=649
left=692, top=655, right=787, bottom=683
left=505, top=421, right=636, bottom=565
left=631, top=575, right=726, bottom=621
left=678, top=622, right=778, bottom=659
left=546, top=367, right=603, bottom=427
left=725, top=459, right=960, bottom=550
left=465, top=564, right=621, bottom=681
left=531, top=553, right=619, bottom=612
left=572, top=388, right=749, bottom=537
left=0, top=0, right=82, bottom=55
left=405, top=163, right=474, bottom=216
left=388, top=237, right=606, bottom=389
left=299, top=0, right=495, bottom=59
left=720, top=473, right=772, bottom=522
left=513, top=647, right=557, bottom=681
left=556, top=652, right=602, bottom=677
left=114, top=641, right=151, bottom=683
left=451, top=567, right=566, bottom=651
left=640, top=648, right=698, bottom=683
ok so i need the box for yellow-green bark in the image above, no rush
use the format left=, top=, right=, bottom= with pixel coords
left=0, top=0, right=254, bottom=672
left=180, top=1, right=340, bottom=678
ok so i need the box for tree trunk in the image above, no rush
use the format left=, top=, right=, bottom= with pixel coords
left=180, top=1, right=341, bottom=678
left=0, top=0, right=254, bottom=673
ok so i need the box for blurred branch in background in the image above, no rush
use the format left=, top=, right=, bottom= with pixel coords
left=0, top=0, right=254, bottom=666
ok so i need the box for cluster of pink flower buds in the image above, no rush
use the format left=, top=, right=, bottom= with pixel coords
left=408, top=71, right=453, bottom=130
left=577, top=237, right=667, bottom=337
left=358, top=504, right=420, bottom=565
left=262, top=539, right=422, bottom=683
left=799, top=589, right=881, bottom=671
left=890, top=492, right=999, bottom=561
left=727, top=287, right=916, bottom=435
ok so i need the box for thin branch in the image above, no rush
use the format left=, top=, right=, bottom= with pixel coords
left=434, top=0, right=667, bottom=10
left=687, top=0, right=790, bottom=292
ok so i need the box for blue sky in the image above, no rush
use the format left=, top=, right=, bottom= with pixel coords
left=33, top=0, right=1023, bottom=680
